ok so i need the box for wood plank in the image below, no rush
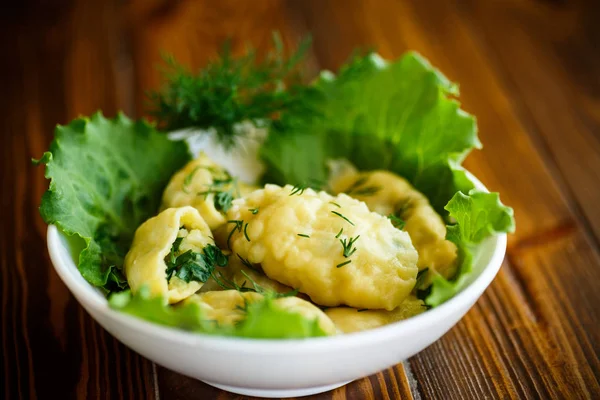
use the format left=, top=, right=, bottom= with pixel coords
left=457, top=0, right=600, bottom=244
left=155, top=363, right=415, bottom=400
left=0, top=1, right=156, bottom=398
left=294, top=0, right=600, bottom=398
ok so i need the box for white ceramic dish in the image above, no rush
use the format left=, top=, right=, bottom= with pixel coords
left=47, top=174, right=506, bottom=398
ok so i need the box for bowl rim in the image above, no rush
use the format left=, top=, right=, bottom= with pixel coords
left=47, top=177, right=507, bottom=354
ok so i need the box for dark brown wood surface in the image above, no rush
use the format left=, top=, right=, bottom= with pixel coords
left=2, top=0, right=599, bottom=399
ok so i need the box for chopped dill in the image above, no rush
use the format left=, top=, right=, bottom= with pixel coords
left=387, top=213, right=406, bottom=230
left=335, top=228, right=344, bottom=238
left=243, top=222, right=251, bottom=241
left=349, top=186, right=381, bottom=196
left=290, top=184, right=307, bottom=196
left=331, top=211, right=354, bottom=226
left=336, top=260, right=352, bottom=268
left=329, top=201, right=341, bottom=208
left=237, top=254, right=259, bottom=271
left=196, top=171, right=239, bottom=212
left=344, top=175, right=380, bottom=196
left=248, top=208, right=259, bottom=214
left=165, top=242, right=228, bottom=283
left=297, top=233, right=310, bottom=238
left=340, top=235, right=360, bottom=258
left=226, top=219, right=244, bottom=249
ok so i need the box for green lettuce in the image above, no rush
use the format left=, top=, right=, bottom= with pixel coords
left=426, top=190, right=515, bottom=305
left=260, top=52, right=514, bottom=305
left=109, top=288, right=328, bottom=339
left=35, top=112, right=191, bottom=292
left=262, top=52, right=480, bottom=213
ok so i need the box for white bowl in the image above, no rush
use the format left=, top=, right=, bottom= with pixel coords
left=47, top=175, right=506, bottom=398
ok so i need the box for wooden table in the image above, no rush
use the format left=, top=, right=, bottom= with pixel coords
left=2, top=1, right=599, bottom=398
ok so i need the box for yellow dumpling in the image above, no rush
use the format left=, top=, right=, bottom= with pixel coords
left=226, top=184, right=419, bottom=310
left=124, top=206, right=218, bottom=304
left=161, top=153, right=258, bottom=231
left=330, top=167, right=458, bottom=281
left=186, top=290, right=336, bottom=335
left=325, top=295, right=426, bottom=333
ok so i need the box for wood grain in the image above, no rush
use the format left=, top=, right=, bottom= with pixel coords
left=458, top=0, right=600, bottom=245
left=2, top=0, right=600, bottom=399
left=295, top=0, right=600, bottom=398
left=0, top=1, right=156, bottom=398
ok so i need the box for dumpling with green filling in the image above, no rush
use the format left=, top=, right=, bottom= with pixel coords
left=226, top=184, right=419, bottom=310
left=329, top=165, right=458, bottom=282
left=161, top=153, right=258, bottom=231
left=324, top=295, right=427, bottom=333
left=124, top=206, right=227, bottom=304
left=186, top=290, right=337, bottom=335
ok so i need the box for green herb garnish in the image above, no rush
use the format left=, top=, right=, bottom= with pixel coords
left=340, top=235, right=360, bottom=258
left=297, top=234, right=310, bottom=238
left=237, top=254, right=259, bottom=271
left=290, top=184, right=307, bottom=196
left=165, top=241, right=228, bottom=283
left=335, top=228, right=344, bottom=238
left=344, top=176, right=380, bottom=196
left=148, top=33, right=315, bottom=147
left=249, top=208, right=259, bottom=214
left=243, top=223, right=251, bottom=241
left=226, top=220, right=244, bottom=249
left=336, top=260, right=352, bottom=268
left=331, top=211, right=354, bottom=226
left=387, top=213, right=406, bottom=230
left=329, top=201, right=341, bottom=208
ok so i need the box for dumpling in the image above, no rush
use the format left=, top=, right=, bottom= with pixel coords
left=330, top=167, right=458, bottom=281
left=324, top=296, right=427, bottom=333
left=124, top=206, right=226, bottom=304
left=186, top=290, right=336, bottom=335
left=161, top=153, right=258, bottom=231
left=199, top=254, right=295, bottom=295
left=226, top=184, right=419, bottom=310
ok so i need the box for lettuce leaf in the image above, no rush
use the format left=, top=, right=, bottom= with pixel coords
left=426, top=191, right=515, bottom=306
left=260, top=52, right=514, bottom=305
left=261, top=52, right=480, bottom=213
left=109, top=288, right=329, bottom=339
left=35, top=112, right=191, bottom=291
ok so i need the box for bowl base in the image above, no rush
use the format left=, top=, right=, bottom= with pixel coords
left=201, top=380, right=351, bottom=398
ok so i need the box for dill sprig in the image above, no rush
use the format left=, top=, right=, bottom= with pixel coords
left=237, top=254, right=260, bottom=272
left=196, top=171, right=239, bottom=212
left=336, top=260, right=352, bottom=268
left=344, top=175, right=380, bottom=196
left=340, top=235, right=360, bottom=258
left=297, top=233, right=310, bottom=238
left=248, top=208, right=259, bottom=214
left=226, top=219, right=244, bottom=249
left=147, top=33, right=318, bottom=147
left=387, top=213, right=406, bottom=230
left=243, top=222, right=251, bottom=241
left=331, top=211, right=354, bottom=226
left=289, top=179, right=325, bottom=196
left=335, top=228, right=344, bottom=238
